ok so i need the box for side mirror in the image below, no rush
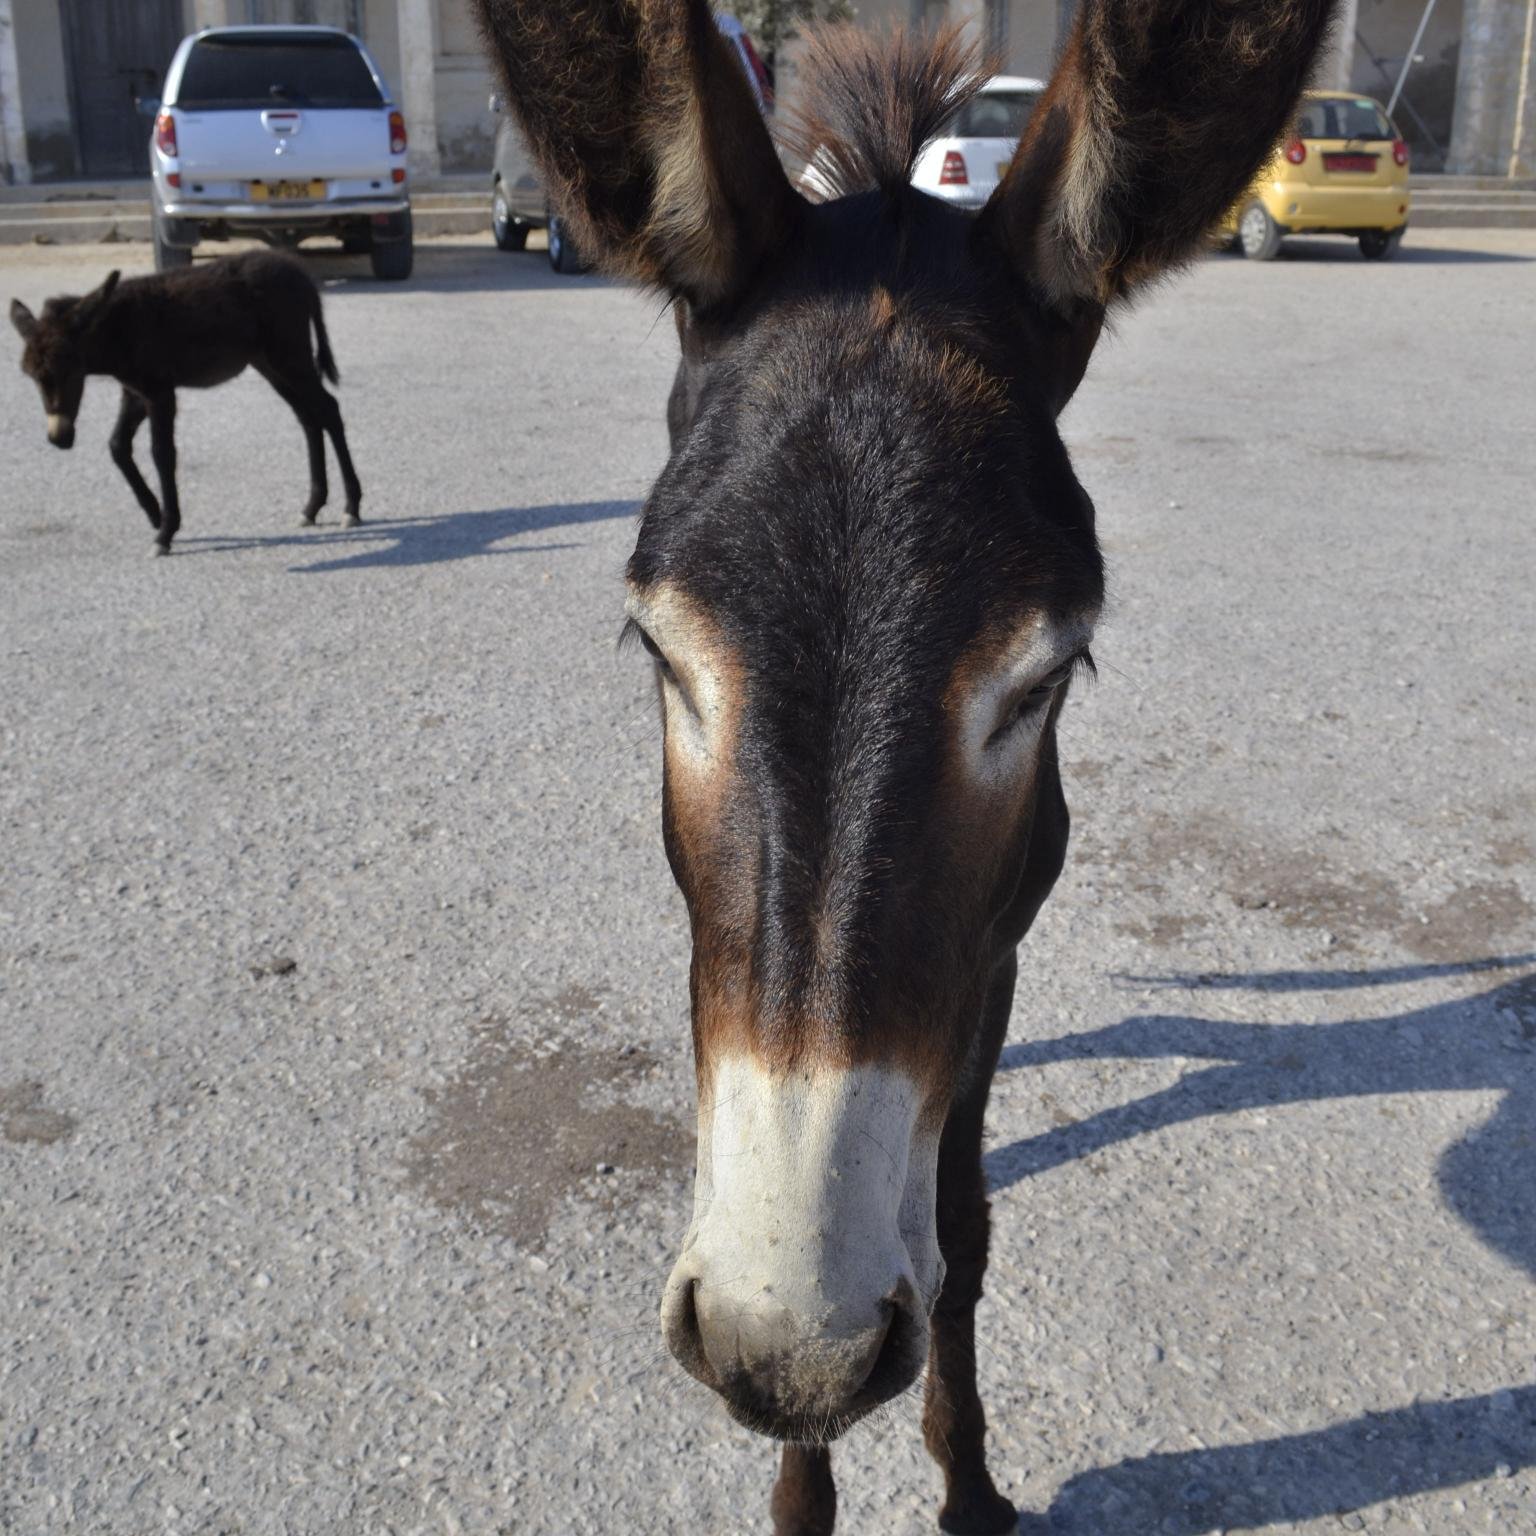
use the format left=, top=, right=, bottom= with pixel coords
left=488, top=91, right=502, bottom=115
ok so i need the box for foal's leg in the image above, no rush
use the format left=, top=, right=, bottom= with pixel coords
left=771, top=1445, right=836, bottom=1536
left=146, top=391, right=181, bottom=555
left=923, top=956, right=1019, bottom=1536
left=108, top=389, right=160, bottom=530
left=317, top=385, right=363, bottom=525
left=254, top=363, right=328, bottom=524
left=260, top=365, right=362, bottom=527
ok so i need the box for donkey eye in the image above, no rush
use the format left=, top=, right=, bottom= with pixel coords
left=636, top=626, right=680, bottom=684
left=988, top=665, right=1075, bottom=746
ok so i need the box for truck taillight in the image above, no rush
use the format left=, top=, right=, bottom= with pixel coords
left=1392, top=138, right=1409, bottom=167
left=1284, top=138, right=1307, bottom=165
left=939, top=150, right=968, bottom=185
left=155, top=112, right=178, bottom=157
left=389, top=110, right=407, bottom=155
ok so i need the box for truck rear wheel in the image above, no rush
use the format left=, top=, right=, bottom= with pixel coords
left=369, top=211, right=414, bottom=280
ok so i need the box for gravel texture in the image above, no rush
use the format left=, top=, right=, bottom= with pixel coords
left=2, top=230, right=1534, bottom=1535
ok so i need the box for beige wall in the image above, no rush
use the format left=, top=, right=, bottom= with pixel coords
left=433, top=0, right=493, bottom=171
left=12, top=0, right=72, bottom=178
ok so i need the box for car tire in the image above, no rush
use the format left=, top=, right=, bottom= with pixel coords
left=547, top=211, right=585, bottom=274
left=492, top=185, right=529, bottom=251
left=153, top=213, right=193, bottom=272
left=1359, top=228, right=1403, bottom=261
left=1238, top=202, right=1283, bottom=261
left=342, top=230, right=372, bottom=255
left=370, top=211, right=414, bottom=281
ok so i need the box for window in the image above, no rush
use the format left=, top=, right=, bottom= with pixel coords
left=1297, top=98, right=1394, bottom=141
left=951, top=90, right=1041, bottom=140
left=177, top=33, right=382, bottom=109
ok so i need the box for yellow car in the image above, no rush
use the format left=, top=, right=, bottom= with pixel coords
left=1218, top=90, right=1411, bottom=260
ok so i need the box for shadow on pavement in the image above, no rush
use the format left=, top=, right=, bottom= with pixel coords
left=173, top=499, right=637, bottom=571
left=1019, top=1384, right=1535, bottom=1534
left=1214, top=239, right=1533, bottom=265
left=991, top=955, right=1536, bottom=1530
left=301, top=238, right=623, bottom=294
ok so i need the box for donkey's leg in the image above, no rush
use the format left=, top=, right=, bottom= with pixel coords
left=771, top=1444, right=836, bottom=1536
left=315, top=385, right=362, bottom=525
left=146, top=392, right=180, bottom=556
left=254, top=364, right=329, bottom=524
left=108, top=388, right=160, bottom=530
left=923, top=957, right=1019, bottom=1536
left=263, top=367, right=362, bottom=527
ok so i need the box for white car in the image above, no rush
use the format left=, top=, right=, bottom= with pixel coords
left=800, top=74, right=1045, bottom=209
left=147, top=25, right=413, bottom=280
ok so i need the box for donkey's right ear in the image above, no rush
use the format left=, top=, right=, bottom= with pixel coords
left=978, top=0, right=1332, bottom=402
left=471, top=0, right=801, bottom=309
left=10, top=298, right=37, bottom=340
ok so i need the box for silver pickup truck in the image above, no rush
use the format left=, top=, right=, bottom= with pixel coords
left=147, top=25, right=413, bottom=280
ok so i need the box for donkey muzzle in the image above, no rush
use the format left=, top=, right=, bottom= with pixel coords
left=660, top=1058, right=943, bottom=1439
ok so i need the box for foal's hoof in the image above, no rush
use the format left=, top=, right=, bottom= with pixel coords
left=343, top=512, right=362, bottom=528
left=301, top=513, right=319, bottom=527
left=938, top=1487, right=1018, bottom=1535
left=151, top=542, right=171, bottom=558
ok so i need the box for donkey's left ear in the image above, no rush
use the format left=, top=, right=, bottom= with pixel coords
left=978, top=0, right=1333, bottom=389
left=10, top=298, right=37, bottom=340
left=471, top=0, right=801, bottom=309
left=75, top=269, right=121, bottom=328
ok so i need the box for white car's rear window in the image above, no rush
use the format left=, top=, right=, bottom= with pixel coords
left=177, top=33, right=382, bottom=110
left=949, top=91, right=1040, bottom=139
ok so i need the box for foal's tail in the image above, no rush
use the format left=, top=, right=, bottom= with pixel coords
left=310, top=290, right=341, bottom=386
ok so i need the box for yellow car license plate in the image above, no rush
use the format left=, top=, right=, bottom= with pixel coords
left=249, top=179, right=326, bottom=202
left=996, top=162, right=1010, bottom=180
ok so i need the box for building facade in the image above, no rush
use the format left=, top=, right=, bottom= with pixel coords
left=2, top=0, right=1533, bottom=186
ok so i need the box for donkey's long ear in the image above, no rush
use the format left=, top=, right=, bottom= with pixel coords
left=74, top=270, right=122, bottom=329
left=10, top=299, right=37, bottom=340
left=979, top=0, right=1333, bottom=315
left=472, top=0, right=801, bottom=308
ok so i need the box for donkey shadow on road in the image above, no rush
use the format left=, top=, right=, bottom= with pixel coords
left=173, top=499, right=638, bottom=571
left=989, top=956, right=1536, bottom=1531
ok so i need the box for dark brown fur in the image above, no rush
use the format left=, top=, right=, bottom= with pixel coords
left=780, top=23, right=993, bottom=200
left=10, top=251, right=361, bottom=554
left=471, top=2, right=1334, bottom=1530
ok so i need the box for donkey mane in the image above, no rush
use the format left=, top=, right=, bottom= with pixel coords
left=782, top=25, right=991, bottom=202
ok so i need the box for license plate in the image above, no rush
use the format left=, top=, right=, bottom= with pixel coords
left=249, top=179, right=326, bottom=202
left=996, top=162, right=1010, bottom=180
left=1323, top=153, right=1377, bottom=173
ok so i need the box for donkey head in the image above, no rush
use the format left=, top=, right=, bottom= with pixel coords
left=475, top=0, right=1330, bottom=1441
left=10, top=270, right=121, bottom=450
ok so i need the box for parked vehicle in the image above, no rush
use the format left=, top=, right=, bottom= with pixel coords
left=1216, top=91, right=1411, bottom=260
left=146, top=26, right=414, bottom=280
left=488, top=12, right=772, bottom=272
left=798, top=75, right=1047, bottom=208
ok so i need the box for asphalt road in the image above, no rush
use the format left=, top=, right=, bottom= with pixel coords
left=2, top=228, right=1534, bottom=1536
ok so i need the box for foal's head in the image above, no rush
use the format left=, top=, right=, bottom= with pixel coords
left=10, top=271, right=121, bottom=450
left=476, top=0, right=1329, bottom=1440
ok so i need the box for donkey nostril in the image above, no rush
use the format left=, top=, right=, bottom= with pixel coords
left=858, top=1288, right=920, bottom=1406
left=663, top=1276, right=720, bottom=1390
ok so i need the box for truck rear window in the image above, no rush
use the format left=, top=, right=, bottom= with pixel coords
left=1298, top=98, right=1394, bottom=141
left=177, top=33, right=382, bottom=110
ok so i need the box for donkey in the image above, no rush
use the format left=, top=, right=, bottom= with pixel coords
left=474, top=1, right=1333, bottom=1529
left=10, top=250, right=361, bottom=555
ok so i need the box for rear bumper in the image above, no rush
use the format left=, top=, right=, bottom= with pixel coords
left=1260, top=179, right=1410, bottom=232
left=161, top=196, right=409, bottom=222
